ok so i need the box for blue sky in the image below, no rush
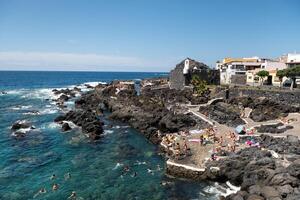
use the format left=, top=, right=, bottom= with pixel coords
left=0, top=0, right=299, bottom=72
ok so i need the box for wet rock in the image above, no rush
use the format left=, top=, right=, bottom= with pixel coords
left=13, top=131, right=26, bottom=138
left=54, top=115, right=66, bottom=123
left=73, top=87, right=81, bottom=92
left=58, top=94, right=69, bottom=102
left=11, top=120, right=31, bottom=131
left=55, top=110, right=103, bottom=140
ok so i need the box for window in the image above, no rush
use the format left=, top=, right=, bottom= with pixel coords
left=248, top=76, right=252, bottom=80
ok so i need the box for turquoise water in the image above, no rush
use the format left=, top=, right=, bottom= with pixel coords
left=0, top=71, right=217, bottom=200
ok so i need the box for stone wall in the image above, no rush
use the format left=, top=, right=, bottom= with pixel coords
left=166, top=162, right=205, bottom=180
left=169, top=66, right=185, bottom=90
left=231, top=74, right=247, bottom=85
left=215, top=86, right=300, bottom=106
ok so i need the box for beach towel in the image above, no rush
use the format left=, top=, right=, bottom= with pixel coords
left=188, top=139, right=201, bottom=143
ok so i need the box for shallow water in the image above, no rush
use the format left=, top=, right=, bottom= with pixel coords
left=0, top=71, right=219, bottom=200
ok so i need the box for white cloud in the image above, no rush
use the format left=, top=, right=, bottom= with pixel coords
left=0, top=51, right=147, bottom=71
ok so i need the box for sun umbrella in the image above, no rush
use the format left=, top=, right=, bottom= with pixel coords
left=235, top=125, right=245, bottom=134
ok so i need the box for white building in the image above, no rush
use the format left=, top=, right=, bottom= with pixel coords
left=217, top=57, right=261, bottom=85
left=217, top=57, right=287, bottom=86
left=286, top=53, right=300, bottom=68
left=247, top=59, right=287, bottom=86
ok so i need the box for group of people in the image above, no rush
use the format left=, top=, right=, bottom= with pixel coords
left=210, top=131, right=239, bottom=161
left=280, top=116, right=297, bottom=124
left=119, top=163, right=162, bottom=178
left=33, top=172, right=77, bottom=199
left=198, top=127, right=217, bottom=146
left=161, top=132, right=191, bottom=160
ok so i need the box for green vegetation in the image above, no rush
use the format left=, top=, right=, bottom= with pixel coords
left=276, top=66, right=300, bottom=89
left=256, top=70, right=269, bottom=85
left=276, top=69, right=286, bottom=88
left=191, top=74, right=207, bottom=95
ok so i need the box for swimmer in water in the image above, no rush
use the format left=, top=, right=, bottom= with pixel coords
left=135, top=160, right=147, bottom=165
left=131, top=172, right=137, bottom=177
left=147, top=168, right=154, bottom=175
left=52, top=183, right=59, bottom=191
left=68, top=191, right=77, bottom=199
left=33, top=188, right=47, bottom=198
left=64, top=172, right=71, bottom=180
left=123, top=165, right=130, bottom=172
left=156, top=164, right=162, bottom=171
left=50, top=174, right=56, bottom=180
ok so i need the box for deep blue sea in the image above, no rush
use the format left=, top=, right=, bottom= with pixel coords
left=0, top=71, right=219, bottom=200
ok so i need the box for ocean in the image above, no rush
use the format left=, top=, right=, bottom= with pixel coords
left=0, top=71, right=219, bottom=200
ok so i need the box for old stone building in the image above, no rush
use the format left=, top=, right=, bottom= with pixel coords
left=169, top=58, right=220, bottom=90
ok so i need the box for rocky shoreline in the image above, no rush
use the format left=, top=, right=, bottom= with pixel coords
left=50, top=79, right=300, bottom=200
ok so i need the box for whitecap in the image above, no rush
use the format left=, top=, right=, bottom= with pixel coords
left=62, top=121, right=77, bottom=129
left=10, top=105, right=33, bottom=110
left=11, top=127, right=39, bottom=137
left=103, top=130, right=114, bottom=135
left=83, top=81, right=107, bottom=87
left=39, top=108, right=58, bottom=115
left=6, top=89, right=26, bottom=95
left=65, top=101, right=75, bottom=105
left=41, top=122, right=60, bottom=130
left=23, top=111, right=40, bottom=115
left=21, top=88, right=54, bottom=100
left=203, top=182, right=240, bottom=197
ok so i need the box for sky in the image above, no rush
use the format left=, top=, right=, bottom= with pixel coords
left=0, top=0, right=299, bottom=72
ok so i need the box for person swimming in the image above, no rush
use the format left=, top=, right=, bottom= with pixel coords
left=68, top=191, right=77, bottom=199
left=135, top=160, right=147, bottom=165
left=52, top=183, right=59, bottom=191
left=147, top=168, right=154, bottom=175
left=33, top=188, right=47, bottom=198
left=123, top=165, right=130, bottom=172
left=156, top=164, right=162, bottom=171
left=50, top=174, right=56, bottom=180
left=131, top=172, right=137, bottom=177
left=64, top=172, right=71, bottom=180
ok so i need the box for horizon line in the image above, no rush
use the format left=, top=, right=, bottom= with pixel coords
left=0, top=69, right=169, bottom=73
